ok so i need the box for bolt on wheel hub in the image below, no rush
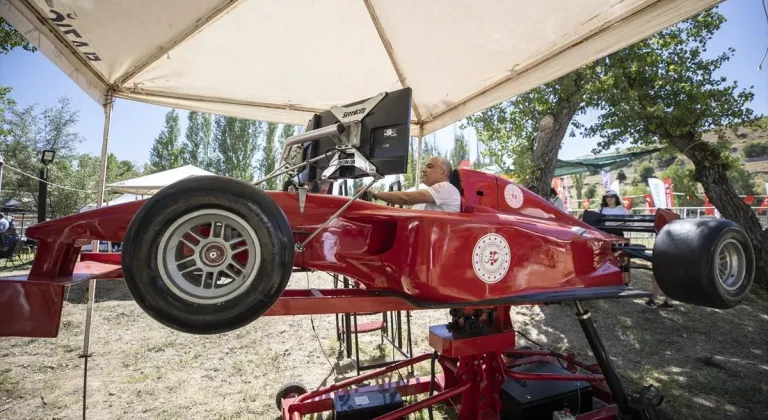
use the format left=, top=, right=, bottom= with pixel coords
left=201, top=243, right=227, bottom=267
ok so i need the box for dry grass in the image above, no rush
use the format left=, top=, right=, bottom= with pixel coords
left=1, top=270, right=766, bottom=420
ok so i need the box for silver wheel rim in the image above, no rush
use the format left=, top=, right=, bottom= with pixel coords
left=714, top=238, right=746, bottom=291
left=157, top=209, right=261, bottom=304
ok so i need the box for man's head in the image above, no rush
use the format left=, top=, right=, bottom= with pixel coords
left=421, top=156, right=452, bottom=187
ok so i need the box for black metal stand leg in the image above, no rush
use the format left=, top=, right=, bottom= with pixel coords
left=573, top=301, right=630, bottom=416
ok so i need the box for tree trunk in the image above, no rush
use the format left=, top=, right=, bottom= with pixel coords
left=669, top=132, right=768, bottom=289
left=526, top=99, right=581, bottom=197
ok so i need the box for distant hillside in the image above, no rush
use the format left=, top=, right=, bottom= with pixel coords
left=572, top=118, right=768, bottom=207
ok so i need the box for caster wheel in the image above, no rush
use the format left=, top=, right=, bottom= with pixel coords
left=276, top=381, right=309, bottom=411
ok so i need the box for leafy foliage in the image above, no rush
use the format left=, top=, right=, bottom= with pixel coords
left=660, top=160, right=703, bottom=207
left=148, top=109, right=183, bottom=172
left=583, top=10, right=754, bottom=153
left=1, top=95, right=138, bottom=217
left=0, top=18, right=35, bottom=54
left=634, top=161, right=656, bottom=185
left=181, top=111, right=215, bottom=171
left=581, top=8, right=767, bottom=287
left=584, top=184, right=597, bottom=200
left=450, top=132, right=469, bottom=169
left=571, top=173, right=585, bottom=200
left=463, top=68, right=595, bottom=186
left=261, top=123, right=279, bottom=190
left=213, top=116, right=261, bottom=181
left=727, top=166, right=758, bottom=195
left=742, top=141, right=768, bottom=159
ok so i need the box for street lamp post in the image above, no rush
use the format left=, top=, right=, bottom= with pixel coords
left=38, top=149, right=56, bottom=223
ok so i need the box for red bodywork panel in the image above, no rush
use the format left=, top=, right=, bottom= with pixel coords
left=1, top=169, right=632, bottom=337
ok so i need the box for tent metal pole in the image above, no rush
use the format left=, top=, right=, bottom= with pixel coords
left=80, top=91, right=113, bottom=420
left=414, top=126, right=423, bottom=190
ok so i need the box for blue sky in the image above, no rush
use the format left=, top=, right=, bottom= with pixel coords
left=1, top=0, right=766, bottom=168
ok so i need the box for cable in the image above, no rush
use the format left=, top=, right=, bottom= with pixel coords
left=759, top=0, right=768, bottom=71
left=2, top=164, right=97, bottom=193
left=307, top=272, right=336, bottom=372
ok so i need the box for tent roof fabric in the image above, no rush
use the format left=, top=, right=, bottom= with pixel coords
left=2, top=0, right=720, bottom=136
left=553, top=147, right=664, bottom=177
left=106, top=165, right=216, bottom=194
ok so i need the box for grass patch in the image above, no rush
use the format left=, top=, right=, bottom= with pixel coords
left=0, top=369, right=20, bottom=399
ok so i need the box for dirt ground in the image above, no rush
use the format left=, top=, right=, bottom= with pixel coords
left=1, top=267, right=767, bottom=420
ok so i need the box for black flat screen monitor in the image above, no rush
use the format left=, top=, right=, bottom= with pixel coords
left=299, top=87, right=412, bottom=183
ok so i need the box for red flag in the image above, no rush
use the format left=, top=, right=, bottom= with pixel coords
left=459, top=159, right=471, bottom=169
left=759, top=197, right=768, bottom=216
left=622, top=197, right=632, bottom=210
left=664, top=178, right=675, bottom=208
left=744, top=195, right=755, bottom=205
left=704, top=195, right=715, bottom=216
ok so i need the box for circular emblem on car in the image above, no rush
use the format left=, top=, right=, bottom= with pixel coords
left=472, top=233, right=511, bottom=284
left=504, top=184, right=524, bottom=209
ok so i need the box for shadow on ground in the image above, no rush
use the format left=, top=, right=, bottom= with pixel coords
left=64, top=279, right=134, bottom=303
left=511, top=272, right=768, bottom=420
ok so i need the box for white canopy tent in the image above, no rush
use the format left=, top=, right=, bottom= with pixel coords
left=2, top=0, right=721, bottom=202
left=105, top=164, right=216, bottom=195
left=77, top=192, right=142, bottom=213
left=3, top=0, right=720, bottom=138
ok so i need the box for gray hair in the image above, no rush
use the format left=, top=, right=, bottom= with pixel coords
left=435, top=156, right=452, bottom=175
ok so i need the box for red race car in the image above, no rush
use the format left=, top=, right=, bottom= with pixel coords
left=1, top=87, right=755, bottom=420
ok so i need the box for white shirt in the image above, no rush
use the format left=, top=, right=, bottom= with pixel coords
left=412, top=181, right=461, bottom=212
left=550, top=196, right=565, bottom=210
left=599, top=205, right=629, bottom=215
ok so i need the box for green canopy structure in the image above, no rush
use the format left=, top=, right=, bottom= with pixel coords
left=478, top=147, right=663, bottom=178
left=553, top=147, right=663, bottom=177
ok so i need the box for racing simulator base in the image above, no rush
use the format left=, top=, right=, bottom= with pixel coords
left=277, top=304, right=663, bottom=420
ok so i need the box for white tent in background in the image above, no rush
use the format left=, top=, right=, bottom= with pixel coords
left=106, top=165, right=216, bottom=195
left=77, top=192, right=143, bottom=213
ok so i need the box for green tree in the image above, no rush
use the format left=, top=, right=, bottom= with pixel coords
left=1, top=18, right=34, bottom=137
left=148, top=109, right=183, bottom=172
left=661, top=160, right=703, bottom=207
left=742, top=141, right=768, bottom=158
left=584, top=184, right=597, bottom=200
left=214, top=116, right=261, bottom=181
left=261, top=122, right=279, bottom=190
left=634, top=161, right=656, bottom=185
left=275, top=124, right=296, bottom=188
left=1, top=18, right=35, bottom=54
left=584, top=9, right=767, bottom=288
left=572, top=173, right=585, bottom=200
left=449, top=132, right=470, bottom=169
left=728, top=166, right=757, bottom=195
left=1, top=96, right=84, bottom=209
left=181, top=111, right=215, bottom=171
left=464, top=68, right=595, bottom=195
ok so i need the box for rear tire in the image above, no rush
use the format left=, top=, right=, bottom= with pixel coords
left=652, top=218, right=754, bottom=309
left=122, top=175, right=294, bottom=334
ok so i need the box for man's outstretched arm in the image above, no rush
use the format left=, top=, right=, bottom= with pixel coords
left=371, top=189, right=435, bottom=206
